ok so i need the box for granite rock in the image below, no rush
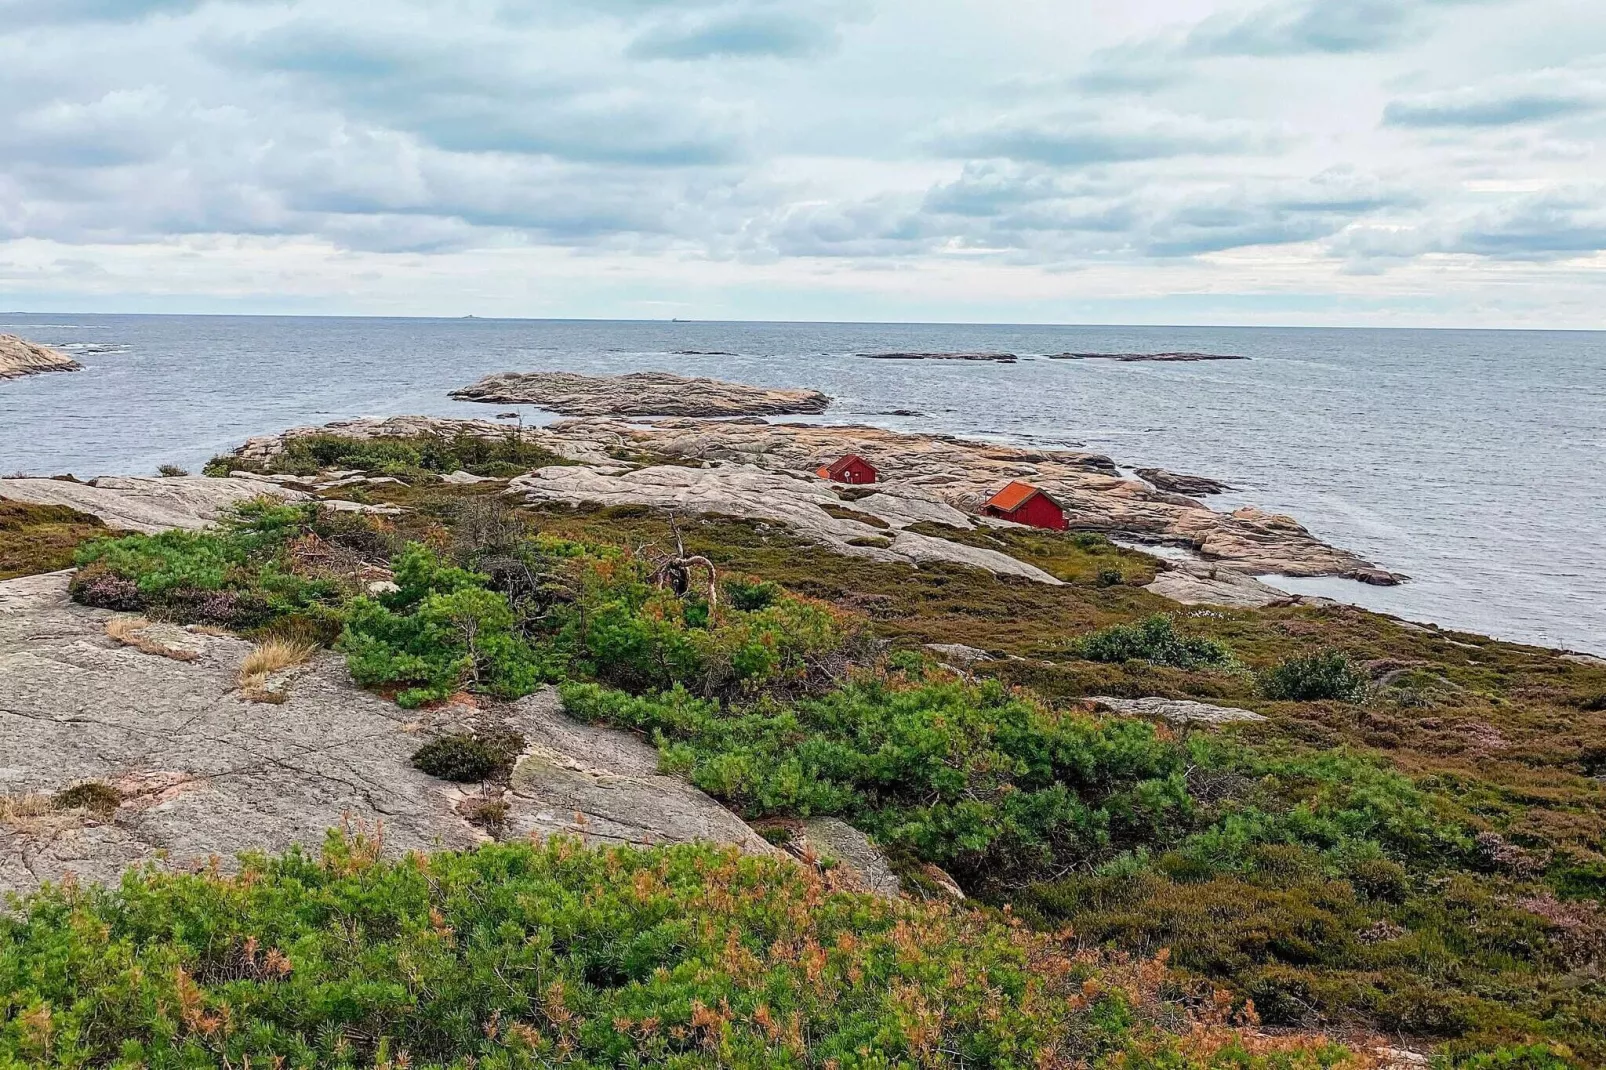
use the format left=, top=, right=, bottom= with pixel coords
left=0, top=334, right=80, bottom=381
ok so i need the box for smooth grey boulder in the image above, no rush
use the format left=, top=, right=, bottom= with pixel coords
left=798, top=817, right=901, bottom=898
left=1091, top=696, right=1267, bottom=725
left=504, top=689, right=774, bottom=854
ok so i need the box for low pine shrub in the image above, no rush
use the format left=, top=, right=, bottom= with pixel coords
left=562, top=677, right=1194, bottom=887
left=0, top=833, right=1336, bottom=1070
left=1259, top=650, right=1368, bottom=702
left=70, top=500, right=344, bottom=629
left=1072, top=613, right=1235, bottom=670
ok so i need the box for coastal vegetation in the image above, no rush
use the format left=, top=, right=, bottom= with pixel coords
left=0, top=498, right=109, bottom=580
left=8, top=472, right=1602, bottom=1067
left=205, top=430, right=571, bottom=481
left=0, top=830, right=1355, bottom=1069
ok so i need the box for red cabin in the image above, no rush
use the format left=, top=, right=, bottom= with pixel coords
left=815, top=454, right=879, bottom=485
left=981, top=481, right=1067, bottom=530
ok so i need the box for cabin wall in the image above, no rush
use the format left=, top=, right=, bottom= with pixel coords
left=1007, top=495, right=1068, bottom=530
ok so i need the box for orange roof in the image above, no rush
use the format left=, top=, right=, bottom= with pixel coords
left=984, top=480, right=1051, bottom=512
left=815, top=465, right=832, bottom=479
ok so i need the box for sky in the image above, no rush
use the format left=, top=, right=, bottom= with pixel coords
left=1, top=0, right=1603, bottom=326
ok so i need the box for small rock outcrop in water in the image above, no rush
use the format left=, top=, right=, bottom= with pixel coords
left=1137, top=468, right=1233, bottom=496
left=859, top=352, right=1018, bottom=363
left=450, top=370, right=830, bottom=417
left=1049, top=351, right=1247, bottom=362
left=0, top=334, right=81, bottom=381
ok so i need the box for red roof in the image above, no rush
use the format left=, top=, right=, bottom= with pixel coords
left=984, top=480, right=1052, bottom=512
left=825, top=454, right=875, bottom=478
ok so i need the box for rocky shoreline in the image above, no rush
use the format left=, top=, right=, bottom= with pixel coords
left=230, top=413, right=1402, bottom=586
left=450, top=369, right=831, bottom=416
left=0, top=334, right=81, bottom=381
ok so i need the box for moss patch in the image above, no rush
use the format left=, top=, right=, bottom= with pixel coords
left=0, top=499, right=111, bottom=580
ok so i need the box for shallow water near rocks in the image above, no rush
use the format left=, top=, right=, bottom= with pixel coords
left=0, top=314, right=1601, bottom=654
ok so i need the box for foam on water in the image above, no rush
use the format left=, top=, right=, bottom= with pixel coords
left=0, top=314, right=1601, bottom=654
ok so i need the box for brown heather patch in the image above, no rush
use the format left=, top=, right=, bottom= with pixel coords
left=0, top=498, right=110, bottom=580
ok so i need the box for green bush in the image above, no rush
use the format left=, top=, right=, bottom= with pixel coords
left=1259, top=650, right=1368, bottom=702
left=70, top=500, right=343, bottom=629
left=1071, top=614, right=1235, bottom=670
left=340, top=546, right=556, bottom=708
left=412, top=729, right=526, bottom=782
left=0, top=833, right=1281, bottom=1070
left=206, top=431, right=572, bottom=480
left=562, top=677, right=1193, bottom=887
left=724, top=577, right=781, bottom=611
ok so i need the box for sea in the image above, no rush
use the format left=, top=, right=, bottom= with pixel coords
left=1, top=314, right=1602, bottom=656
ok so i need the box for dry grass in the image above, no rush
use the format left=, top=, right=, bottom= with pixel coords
left=104, top=617, right=199, bottom=662
left=0, top=793, right=73, bottom=836
left=238, top=638, right=317, bottom=703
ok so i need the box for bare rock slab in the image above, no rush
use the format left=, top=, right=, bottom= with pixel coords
left=0, top=476, right=307, bottom=534
left=0, top=571, right=485, bottom=896
left=504, top=689, right=774, bottom=854
left=508, top=463, right=1063, bottom=585
left=451, top=370, right=830, bottom=417
left=1091, top=696, right=1267, bottom=725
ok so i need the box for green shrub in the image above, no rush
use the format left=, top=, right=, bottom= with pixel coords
left=1259, top=650, right=1368, bottom=702
left=0, top=834, right=1209, bottom=1070
left=562, top=677, right=1193, bottom=887
left=724, top=577, right=781, bottom=611
left=51, top=781, right=122, bottom=815
left=412, top=729, right=525, bottom=782
left=1072, top=614, right=1235, bottom=670
left=228, top=430, right=572, bottom=480
left=1095, top=567, right=1124, bottom=587
left=70, top=500, right=342, bottom=628
left=340, top=547, right=555, bottom=708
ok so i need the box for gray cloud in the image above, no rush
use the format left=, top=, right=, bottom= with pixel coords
left=1385, top=78, right=1604, bottom=127
left=1447, top=192, right=1606, bottom=259
left=1182, top=0, right=1505, bottom=57
left=219, top=22, right=750, bottom=165
left=628, top=7, right=841, bottom=60
left=930, top=110, right=1272, bottom=166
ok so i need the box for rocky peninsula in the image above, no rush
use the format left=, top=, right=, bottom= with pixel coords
left=230, top=412, right=1400, bottom=586
left=0, top=333, right=80, bottom=381
left=450, top=369, right=831, bottom=416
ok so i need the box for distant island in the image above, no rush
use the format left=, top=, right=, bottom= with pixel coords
left=1049, top=351, right=1248, bottom=362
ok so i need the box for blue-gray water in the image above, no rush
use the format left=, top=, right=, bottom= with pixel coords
left=1, top=314, right=1602, bottom=655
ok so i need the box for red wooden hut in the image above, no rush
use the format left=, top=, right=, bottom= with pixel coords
left=815, top=454, right=879, bottom=485
left=981, top=481, right=1067, bottom=530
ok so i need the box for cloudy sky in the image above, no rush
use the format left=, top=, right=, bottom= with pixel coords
left=2, top=0, right=1603, bottom=325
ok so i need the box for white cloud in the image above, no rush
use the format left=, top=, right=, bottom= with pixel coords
left=0, top=0, right=1603, bottom=325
